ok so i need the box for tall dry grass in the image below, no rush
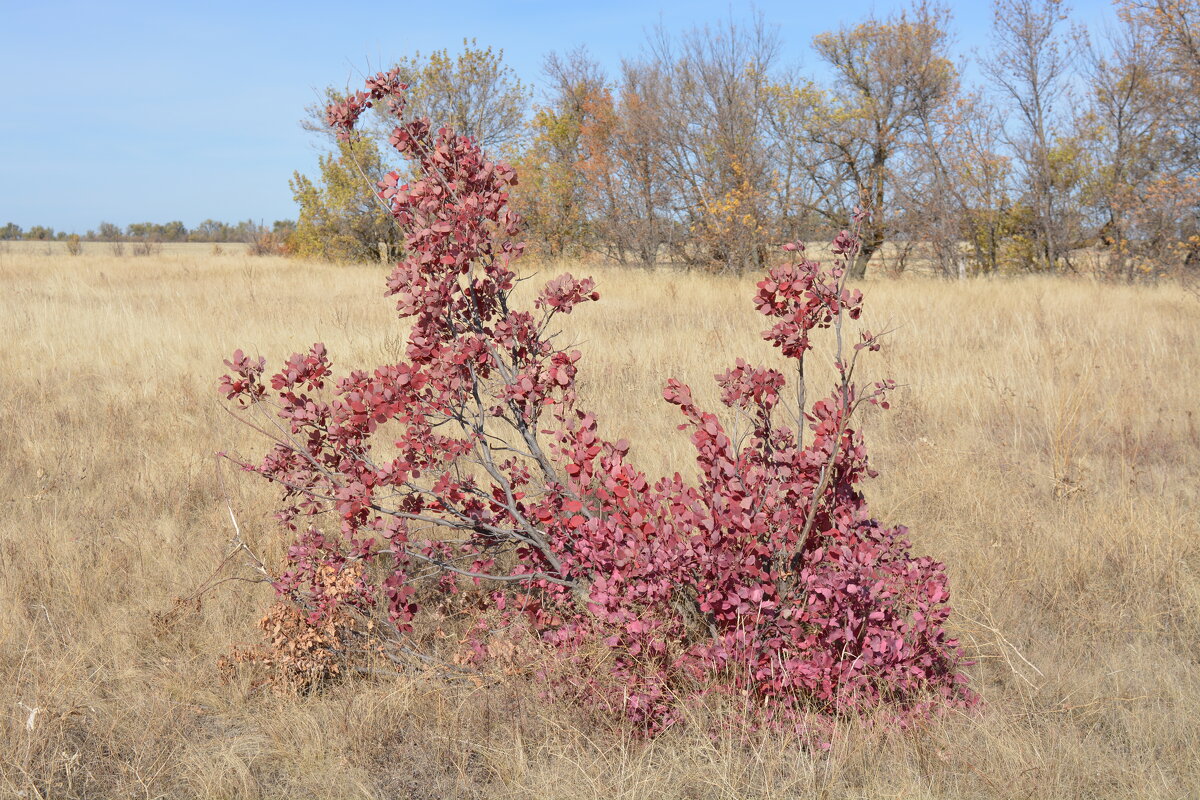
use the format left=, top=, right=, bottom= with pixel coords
left=1, top=244, right=1198, bottom=798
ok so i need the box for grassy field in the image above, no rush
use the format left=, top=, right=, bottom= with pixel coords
left=2, top=244, right=1198, bottom=798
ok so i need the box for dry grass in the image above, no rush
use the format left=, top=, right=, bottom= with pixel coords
left=2, top=244, right=1198, bottom=799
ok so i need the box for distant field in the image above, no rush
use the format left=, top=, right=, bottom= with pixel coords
left=1, top=238, right=1125, bottom=277
left=2, top=248, right=1198, bottom=798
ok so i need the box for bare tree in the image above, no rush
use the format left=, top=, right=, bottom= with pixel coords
left=809, top=1, right=958, bottom=277
left=899, top=91, right=1013, bottom=277
left=1076, top=13, right=1174, bottom=279
left=603, top=61, right=677, bottom=266
left=762, top=76, right=848, bottom=246
left=1118, top=1, right=1200, bottom=179
left=640, top=15, right=781, bottom=271
left=983, top=0, right=1076, bottom=271
left=519, top=49, right=675, bottom=266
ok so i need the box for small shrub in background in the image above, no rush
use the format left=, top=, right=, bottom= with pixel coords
left=220, top=71, right=976, bottom=733
left=246, top=226, right=286, bottom=256
left=109, top=241, right=125, bottom=257
left=130, top=237, right=162, bottom=256
left=65, top=234, right=82, bottom=256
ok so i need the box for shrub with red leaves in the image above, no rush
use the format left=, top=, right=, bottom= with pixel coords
left=220, top=70, right=976, bottom=731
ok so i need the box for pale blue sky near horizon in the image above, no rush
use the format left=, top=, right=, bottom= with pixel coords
left=0, top=0, right=1120, bottom=233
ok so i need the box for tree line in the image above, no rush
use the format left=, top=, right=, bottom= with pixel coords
left=0, top=219, right=296, bottom=244
left=293, top=1, right=1200, bottom=279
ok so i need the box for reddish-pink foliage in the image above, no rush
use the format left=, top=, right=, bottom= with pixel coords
left=220, top=71, right=976, bottom=731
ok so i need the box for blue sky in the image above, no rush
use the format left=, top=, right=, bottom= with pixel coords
left=0, top=0, right=1119, bottom=233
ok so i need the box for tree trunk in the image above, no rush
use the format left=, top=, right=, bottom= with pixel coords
left=851, top=149, right=888, bottom=279
left=850, top=222, right=884, bottom=279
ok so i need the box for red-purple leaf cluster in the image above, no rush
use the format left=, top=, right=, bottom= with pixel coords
left=220, top=72, right=976, bottom=732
